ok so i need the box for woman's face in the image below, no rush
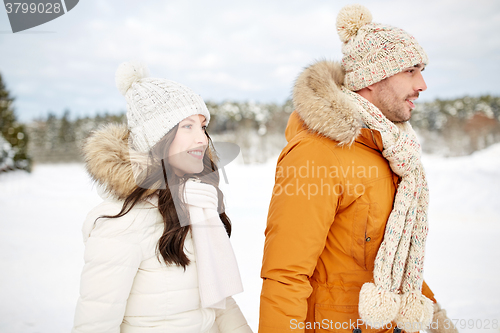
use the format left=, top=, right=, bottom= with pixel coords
left=168, top=114, right=208, bottom=177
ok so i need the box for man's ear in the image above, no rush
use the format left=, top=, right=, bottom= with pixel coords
left=355, top=85, right=377, bottom=103
left=365, top=84, right=375, bottom=92
left=356, top=86, right=374, bottom=95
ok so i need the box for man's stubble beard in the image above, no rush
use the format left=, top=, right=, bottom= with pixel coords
left=375, top=81, right=416, bottom=123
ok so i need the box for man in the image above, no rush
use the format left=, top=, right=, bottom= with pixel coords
left=259, top=5, right=457, bottom=333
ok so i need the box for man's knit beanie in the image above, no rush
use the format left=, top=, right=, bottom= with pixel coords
left=115, top=61, right=210, bottom=153
left=337, top=4, right=428, bottom=91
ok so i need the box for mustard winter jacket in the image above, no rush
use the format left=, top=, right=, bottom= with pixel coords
left=259, top=61, right=436, bottom=333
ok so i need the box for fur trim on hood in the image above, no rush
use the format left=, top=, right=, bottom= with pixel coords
left=82, top=123, right=157, bottom=200
left=293, top=60, right=362, bottom=145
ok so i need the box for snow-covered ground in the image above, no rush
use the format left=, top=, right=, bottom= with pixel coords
left=1, top=144, right=499, bottom=333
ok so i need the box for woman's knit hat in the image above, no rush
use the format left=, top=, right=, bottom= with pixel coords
left=337, top=4, right=428, bottom=91
left=115, top=61, right=210, bottom=153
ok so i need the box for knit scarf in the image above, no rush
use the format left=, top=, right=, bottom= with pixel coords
left=183, top=178, right=244, bottom=309
left=342, top=87, right=433, bottom=332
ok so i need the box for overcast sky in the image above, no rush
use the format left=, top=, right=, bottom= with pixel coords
left=1, top=0, right=499, bottom=122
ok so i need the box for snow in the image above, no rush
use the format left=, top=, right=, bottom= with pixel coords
left=1, top=144, right=499, bottom=333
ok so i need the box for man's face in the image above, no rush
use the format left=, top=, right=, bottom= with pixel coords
left=370, top=64, right=427, bottom=123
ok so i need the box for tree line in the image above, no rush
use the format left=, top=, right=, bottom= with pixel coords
left=25, top=100, right=294, bottom=165
left=411, top=95, right=500, bottom=155
left=24, top=95, right=500, bottom=165
left=1, top=71, right=500, bottom=172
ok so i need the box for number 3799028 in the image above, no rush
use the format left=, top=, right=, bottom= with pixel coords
left=443, top=319, right=498, bottom=330
left=5, top=2, right=62, bottom=14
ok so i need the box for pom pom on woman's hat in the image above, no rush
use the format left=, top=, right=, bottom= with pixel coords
left=115, top=61, right=149, bottom=96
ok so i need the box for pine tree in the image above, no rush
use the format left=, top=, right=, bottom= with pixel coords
left=0, top=132, right=14, bottom=171
left=0, top=72, right=31, bottom=172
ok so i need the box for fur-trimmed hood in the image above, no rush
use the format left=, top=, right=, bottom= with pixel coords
left=82, top=123, right=156, bottom=200
left=292, top=60, right=362, bottom=145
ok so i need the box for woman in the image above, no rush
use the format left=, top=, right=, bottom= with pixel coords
left=72, top=62, right=252, bottom=333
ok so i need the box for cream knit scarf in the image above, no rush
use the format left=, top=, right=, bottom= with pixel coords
left=183, top=179, right=244, bottom=309
left=342, top=87, right=434, bottom=332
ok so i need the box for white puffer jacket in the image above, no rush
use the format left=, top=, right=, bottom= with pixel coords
left=72, top=124, right=252, bottom=333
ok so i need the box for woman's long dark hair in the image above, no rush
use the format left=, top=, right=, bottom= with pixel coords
left=100, top=125, right=231, bottom=269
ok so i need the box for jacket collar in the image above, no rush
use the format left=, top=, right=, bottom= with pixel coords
left=291, top=60, right=364, bottom=146
left=82, top=123, right=156, bottom=200
left=285, top=111, right=384, bottom=152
